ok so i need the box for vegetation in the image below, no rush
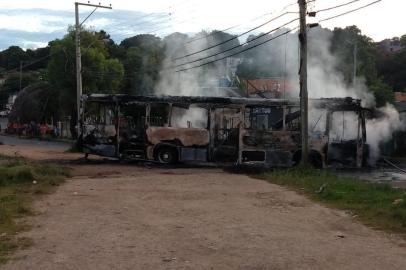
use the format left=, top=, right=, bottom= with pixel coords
left=257, top=166, right=406, bottom=234
left=0, top=25, right=405, bottom=128
left=0, top=155, right=68, bottom=264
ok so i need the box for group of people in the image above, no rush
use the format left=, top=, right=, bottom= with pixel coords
left=4, top=121, right=60, bottom=138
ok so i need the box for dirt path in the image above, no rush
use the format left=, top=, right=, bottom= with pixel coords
left=1, top=137, right=406, bottom=269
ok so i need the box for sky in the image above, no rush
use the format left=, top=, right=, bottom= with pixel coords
left=0, top=0, right=404, bottom=50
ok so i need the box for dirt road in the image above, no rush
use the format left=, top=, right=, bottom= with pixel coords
left=2, top=137, right=406, bottom=269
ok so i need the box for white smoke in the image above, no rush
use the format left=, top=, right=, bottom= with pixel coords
left=154, top=32, right=232, bottom=127
left=155, top=32, right=230, bottom=97
left=367, top=104, right=405, bottom=162
left=153, top=27, right=404, bottom=162
left=307, top=28, right=405, bottom=161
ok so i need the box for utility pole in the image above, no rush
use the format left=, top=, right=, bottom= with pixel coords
left=75, top=2, right=82, bottom=132
left=75, top=2, right=112, bottom=134
left=353, top=42, right=357, bottom=86
left=298, top=0, right=308, bottom=164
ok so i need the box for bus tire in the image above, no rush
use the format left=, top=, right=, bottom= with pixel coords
left=309, top=151, right=323, bottom=169
left=292, top=150, right=323, bottom=168
left=155, top=146, right=178, bottom=164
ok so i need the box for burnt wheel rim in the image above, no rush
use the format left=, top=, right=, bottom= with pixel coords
left=158, top=149, right=174, bottom=163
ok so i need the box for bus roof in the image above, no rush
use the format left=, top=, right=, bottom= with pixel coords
left=82, top=94, right=364, bottom=110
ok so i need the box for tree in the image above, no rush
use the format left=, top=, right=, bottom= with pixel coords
left=369, top=78, right=394, bottom=107
left=47, top=28, right=124, bottom=136
left=401, top=35, right=406, bottom=47
left=119, top=34, right=164, bottom=94
left=8, top=81, right=60, bottom=123
left=0, top=46, right=29, bottom=70
left=0, top=72, right=40, bottom=109
left=330, top=26, right=378, bottom=86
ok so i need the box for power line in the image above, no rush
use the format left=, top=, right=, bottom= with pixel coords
left=114, top=1, right=203, bottom=36
left=174, top=18, right=299, bottom=68
left=318, top=0, right=381, bottom=22
left=117, top=11, right=199, bottom=38
left=176, top=27, right=298, bottom=73
left=185, top=1, right=299, bottom=45
left=314, top=0, right=362, bottom=13
left=117, top=12, right=172, bottom=29
left=174, top=0, right=381, bottom=73
left=173, top=12, right=296, bottom=61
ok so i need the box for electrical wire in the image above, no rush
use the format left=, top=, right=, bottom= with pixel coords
left=117, top=12, right=172, bottom=30
left=174, top=18, right=299, bottom=68
left=173, top=0, right=381, bottom=73
left=314, top=0, right=362, bottom=13
left=174, top=0, right=380, bottom=69
left=185, top=0, right=299, bottom=45
left=114, top=1, right=203, bottom=35
left=176, top=27, right=298, bottom=73
left=318, top=0, right=381, bottom=23
left=173, top=12, right=296, bottom=61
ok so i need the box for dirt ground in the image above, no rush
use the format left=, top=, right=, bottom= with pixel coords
left=2, top=138, right=406, bottom=269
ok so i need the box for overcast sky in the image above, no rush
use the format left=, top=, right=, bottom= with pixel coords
left=0, top=0, right=403, bottom=50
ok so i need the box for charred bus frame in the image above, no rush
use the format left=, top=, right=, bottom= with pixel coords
left=79, top=94, right=369, bottom=168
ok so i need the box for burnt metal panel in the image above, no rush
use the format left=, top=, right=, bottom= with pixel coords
left=180, top=148, right=207, bottom=161
left=82, top=94, right=299, bottom=107
left=242, top=150, right=265, bottom=162
left=146, top=127, right=209, bottom=146
left=265, top=150, right=293, bottom=167
left=83, top=144, right=116, bottom=157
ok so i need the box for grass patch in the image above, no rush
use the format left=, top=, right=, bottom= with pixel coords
left=0, top=155, right=69, bottom=264
left=257, top=165, right=406, bottom=234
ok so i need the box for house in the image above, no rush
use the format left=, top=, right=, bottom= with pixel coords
left=242, top=77, right=294, bottom=98
left=378, top=39, right=404, bottom=56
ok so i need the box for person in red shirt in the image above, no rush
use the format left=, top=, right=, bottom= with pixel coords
left=40, top=123, right=48, bottom=138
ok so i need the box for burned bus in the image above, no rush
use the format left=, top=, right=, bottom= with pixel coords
left=78, top=94, right=369, bottom=168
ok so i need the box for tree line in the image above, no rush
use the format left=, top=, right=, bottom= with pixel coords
left=0, top=25, right=404, bottom=135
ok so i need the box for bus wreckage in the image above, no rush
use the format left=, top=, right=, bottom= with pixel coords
left=78, top=94, right=370, bottom=168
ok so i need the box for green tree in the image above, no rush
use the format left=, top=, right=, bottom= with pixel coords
left=47, top=28, right=124, bottom=136
left=369, top=78, right=394, bottom=107
left=330, top=26, right=378, bottom=86
left=401, top=35, right=406, bottom=47
left=119, top=34, right=164, bottom=94
left=0, top=46, right=29, bottom=70
left=8, top=81, right=60, bottom=123
left=0, top=72, right=40, bottom=109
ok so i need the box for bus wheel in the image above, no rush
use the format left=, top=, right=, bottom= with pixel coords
left=156, top=147, right=178, bottom=164
left=309, top=151, right=323, bottom=169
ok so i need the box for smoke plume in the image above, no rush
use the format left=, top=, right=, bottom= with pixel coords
left=154, top=27, right=404, bottom=161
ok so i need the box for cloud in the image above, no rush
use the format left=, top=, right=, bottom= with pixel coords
left=0, top=0, right=403, bottom=50
left=0, top=8, right=157, bottom=50
left=0, top=29, right=62, bottom=50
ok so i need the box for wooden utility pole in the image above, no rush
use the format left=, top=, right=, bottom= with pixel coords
left=75, top=2, right=82, bottom=132
left=353, top=42, right=357, bottom=86
left=75, top=2, right=112, bottom=134
left=298, top=0, right=308, bottom=164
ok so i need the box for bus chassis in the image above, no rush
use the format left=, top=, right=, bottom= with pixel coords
left=78, top=94, right=369, bottom=168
